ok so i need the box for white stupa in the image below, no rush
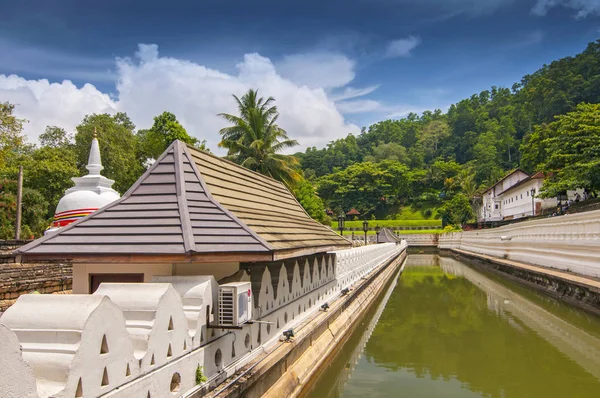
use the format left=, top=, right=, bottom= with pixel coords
left=45, top=131, right=120, bottom=234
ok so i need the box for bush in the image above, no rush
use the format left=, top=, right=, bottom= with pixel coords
left=196, top=365, right=207, bottom=385
left=423, top=209, right=433, bottom=218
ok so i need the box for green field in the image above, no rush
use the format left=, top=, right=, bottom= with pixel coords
left=332, top=219, right=442, bottom=229
left=341, top=229, right=442, bottom=236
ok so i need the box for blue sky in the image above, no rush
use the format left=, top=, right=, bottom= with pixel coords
left=1, top=0, right=599, bottom=151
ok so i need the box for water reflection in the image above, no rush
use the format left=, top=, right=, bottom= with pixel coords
left=308, top=255, right=600, bottom=398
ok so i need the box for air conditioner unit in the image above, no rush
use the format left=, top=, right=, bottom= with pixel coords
left=218, top=282, right=252, bottom=326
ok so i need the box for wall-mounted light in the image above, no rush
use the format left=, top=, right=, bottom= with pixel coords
left=282, top=329, right=294, bottom=341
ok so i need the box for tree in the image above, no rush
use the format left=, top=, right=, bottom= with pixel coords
left=419, top=120, right=451, bottom=161
left=0, top=102, right=27, bottom=170
left=471, top=131, right=503, bottom=185
left=292, top=179, right=330, bottom=224
left=139, top=111, right=200, bottom=160
left=74, top=113, right=145, bottom=194
left=39, top=126, right=73, bottom=149
left=364, top=142, right=409, bottom=164
left=438, top=194, right=473, bottom=227
left=317, top=161, right=411, bottom=218
left=218, top=89, right=300, bottom=187
left=24, top=146, right=79, bottom=217
left=0, top=182, right=49, bottom=239
left=534, top=103, right=600, bottom=197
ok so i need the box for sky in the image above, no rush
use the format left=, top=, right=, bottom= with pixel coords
left=1, top=0, right=599, bottom=153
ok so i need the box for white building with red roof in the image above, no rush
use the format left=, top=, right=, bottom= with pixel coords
left=478, top=170, right=583, bottom=222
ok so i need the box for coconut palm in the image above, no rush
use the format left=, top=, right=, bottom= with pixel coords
left=218, top=89, right=301, bottom=187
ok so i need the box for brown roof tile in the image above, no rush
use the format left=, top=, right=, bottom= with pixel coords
left=187, top=145, right=349, bottom=252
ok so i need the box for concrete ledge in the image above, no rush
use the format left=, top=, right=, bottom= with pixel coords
left=203, top=249, right=407, bottom=398
left=442, top=248, right=600, bottom=316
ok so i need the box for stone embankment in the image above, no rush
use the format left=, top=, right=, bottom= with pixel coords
left=439, top=209, right=600, bottom=314
left=199, top=242, right=407, bottom=398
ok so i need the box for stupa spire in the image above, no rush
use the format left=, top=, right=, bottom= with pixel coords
left=86, top=128, right=103, bottom=175
left=44, top=127, right=120, bottom=234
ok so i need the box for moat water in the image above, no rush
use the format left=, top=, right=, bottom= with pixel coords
left=307, top=254, right=600, bottom=398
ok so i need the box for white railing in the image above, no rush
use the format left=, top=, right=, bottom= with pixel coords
left=332, top=241, right=407, bottom=289
left=439, top=209, right=600, bottom=277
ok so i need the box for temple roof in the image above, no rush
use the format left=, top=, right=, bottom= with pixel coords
left=18, top=141, right=349, bottom=262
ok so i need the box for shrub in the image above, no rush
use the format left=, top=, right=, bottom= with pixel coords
left=196, top=365, right=207, bottom=385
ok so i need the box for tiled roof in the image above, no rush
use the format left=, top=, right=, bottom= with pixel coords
left=482, top=168, right=529, bottom=193
left=17, top=141, right=349, bottom=261
left=187, top=145, right=350, bottom=253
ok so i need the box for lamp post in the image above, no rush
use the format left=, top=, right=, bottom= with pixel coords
left=530, top=187, right=536, bottom=217
left=557, top=193, right=568, bottom=214
left=375, top=225, right=381, bottom=244
left=337, top=214, right=345, bottom=236
left=362, top=219, right=369, bottom=245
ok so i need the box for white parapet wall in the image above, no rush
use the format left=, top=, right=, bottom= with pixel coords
left=439, top=209, right=600, bottom=277
left=332, top=242, right=407, bottom=289
left=0, top=242, right=406, bottom=398
left=399, top=233, right=439, bottom=246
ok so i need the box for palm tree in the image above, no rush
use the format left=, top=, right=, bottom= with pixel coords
left=218, top=89, right=301, bottom=187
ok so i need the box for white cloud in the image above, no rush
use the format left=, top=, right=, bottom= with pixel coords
left=0, top=44, right=360, bottom=151
left=0, top=74, right=116, bottom=140
left=336, top=99, right=383, bottom=114
left=531, top=0, right=600, bottom=17
left=330, top=85, right=381, bottom=101
left=275, top=52, right=355, bottom=89
left=385, top=36, right=421, bottom=58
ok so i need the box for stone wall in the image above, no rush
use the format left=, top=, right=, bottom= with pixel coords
left=439, top=209, right=600, bottom=278
left=400, top=233, right=439, bottom=246
left=0, top=262, right=73, bottom=311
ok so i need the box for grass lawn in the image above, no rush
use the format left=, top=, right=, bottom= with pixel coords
left=341, top=229, right=442, bottom=236
left=332, top=219, right=442, bottom=229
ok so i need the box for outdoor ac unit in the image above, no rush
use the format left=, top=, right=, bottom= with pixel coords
left=218, top=282, right=252, bottom=326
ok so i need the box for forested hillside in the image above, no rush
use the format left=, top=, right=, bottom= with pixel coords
left=1, top=41, right=599, bottom=238
left=296, top=40, right=600, bottom=224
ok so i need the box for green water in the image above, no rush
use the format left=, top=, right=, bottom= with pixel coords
left=307, top=255, right=600, bottom=398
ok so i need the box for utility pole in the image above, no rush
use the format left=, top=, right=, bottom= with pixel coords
left=15, top=165, right=23, bottom=239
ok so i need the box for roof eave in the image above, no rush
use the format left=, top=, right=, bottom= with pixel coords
left=271, top=243, right=352, bottom=261
left=19, top=250, right=276, bottom=264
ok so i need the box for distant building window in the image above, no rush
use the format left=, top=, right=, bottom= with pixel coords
left=527, top=191, right=529, bottom=196
left=520, top=194, right=523, bottom=199
left=495, top=204, right=499, bottom=209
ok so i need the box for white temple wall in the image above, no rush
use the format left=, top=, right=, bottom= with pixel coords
left=73, top=262, right=242, bottom=294
left=73, top=263, right=173, bottom=293
left=0, top=243, right=406, bottom=398
left=0, top=324, right=38, bottom=398
left=172, top=262, right=240, bottom=281
left=439, top=209, right=600, bottom=277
